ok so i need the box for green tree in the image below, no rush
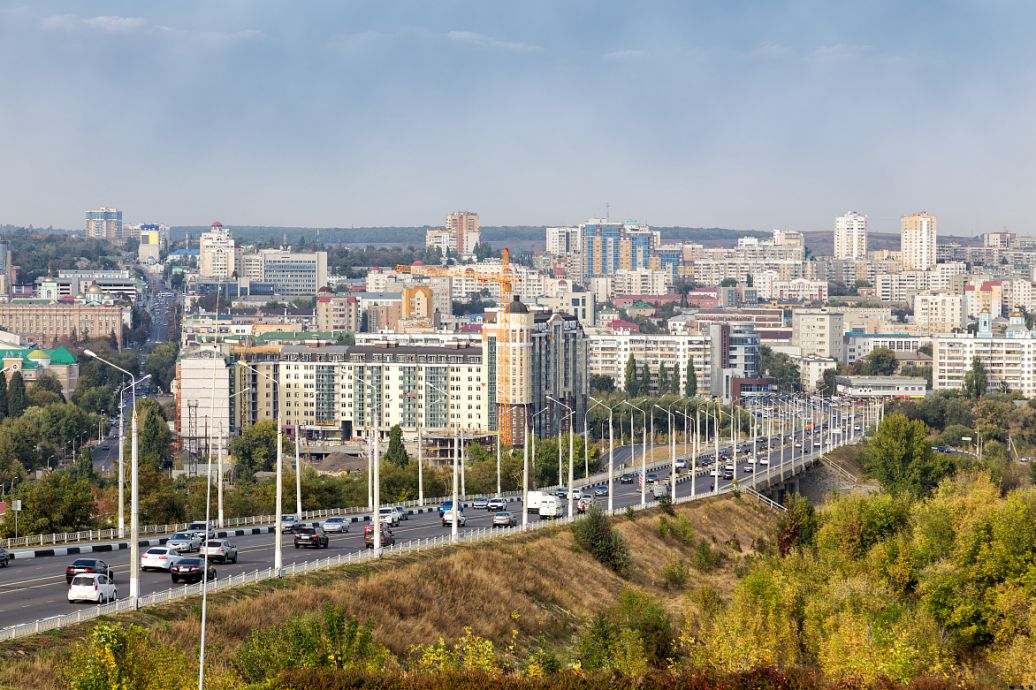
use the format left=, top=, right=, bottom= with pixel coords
left=385, top=424, right=409, bottom=467
left=670, top=363, right=680, bottom=395
left=136, top=398, right=171, bottom=470
left=866, top=413, right=951, bottom=496
left=685, top=359, right=697, bottom=397
left=719, top=277, right=738, bottom=287
left=760, top=346, right=801, bottom=391
left=0, top=371, right=7, bottom=420
left=7, top=370, right=26, bottom=418
left=855, top=347, right=899, bottom=376
left=33, top=371, right=65, bottom=400
left=1, top=470, right=95, bottom=535
left=589, top=374, right=615, bottom=395
left=963, top=356, right=988, bottom=400
left=143, top=343, right=178, bottom=393
left=231, top=419, right=294, bottom=481
left=624, top=354, right=640, bottom=397
left=777, top=493, right=817, bottom=555
left=657, top=363, right=669, bottom=395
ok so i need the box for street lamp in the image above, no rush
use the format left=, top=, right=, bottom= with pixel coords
left=345, top=368, right=383, bottom=550
left=655, top=402, right=679, bottom=502
left=588, top=396, right=614, bottom=511
left=620, top=400, right=647, bottom=506
left=547, top=395, right=574, bottom=517
left=117, top=374, right=151, bottom=538
left=83, top=349, right=141, bottom=601
left=219, top=388, right=250, bottom=528
left=236, top=361, right=285, bottom=572
left=425, top=379, right=460, bottom=541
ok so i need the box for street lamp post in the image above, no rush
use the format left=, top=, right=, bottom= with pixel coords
left=236, top=361, right=286, bottom=572
left=346, top=369, right=383, bottom=551
left=588, top=396, right=613, bottom=511
left=547, top=395, right=574, bottom=517
left=620, top=401, right=647, bottom=506
left=220, top=387, right=250, bottom=528
left=528, top=407, right=549, bottom=525
left=83, top=350, right=141, bottom=601
left=115, top=375, right=151, bottom=538
left=654, top=403, right=677, bottom=502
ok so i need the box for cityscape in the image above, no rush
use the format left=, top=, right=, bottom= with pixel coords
left=0, top=3, right=1033, bottom=690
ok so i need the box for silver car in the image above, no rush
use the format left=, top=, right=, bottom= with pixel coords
left=167, top=532, right=202, bottom=553
left=200, top=539, right=238, bottom=564
left=322, top=516, right=350, bottom=533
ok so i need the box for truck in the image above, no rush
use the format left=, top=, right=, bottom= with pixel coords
left=651, top=480, right=670, bottom=499
left=539, top=495, right=563, bottom=520
left=526, top=490, right=548, bottom=514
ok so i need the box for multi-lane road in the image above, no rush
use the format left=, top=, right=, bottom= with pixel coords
left=0, top=424, right=840, bottom=630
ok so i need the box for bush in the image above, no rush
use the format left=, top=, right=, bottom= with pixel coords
left=662, top=558, right=689, bottom=589
left=66, top=623, right=187, bottom=690
left=690, top=540, right=725, bottom=572
left=573, top=506, right=631, bottom=574
left=657, top=514, right=695, bottom=545
left=657, top=493, right=675, bottom=515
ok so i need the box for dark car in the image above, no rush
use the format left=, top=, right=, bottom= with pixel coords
left=364, top=523, right=395, bottom=549
left=170, top=558, right=216, bottom=584
left=646, top=473, right=658, bottom=483
left=619, top=473, right=635, bottom=484
left=0, top=547, right=10, bottom=567
left=289, top=521, right=312, bottom=535
left=294, top=526, right=329, bottom=549
left=65, top=558, right=110, bottom=584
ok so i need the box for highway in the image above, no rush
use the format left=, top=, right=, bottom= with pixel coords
left=0, top=425, right=838, bottom=630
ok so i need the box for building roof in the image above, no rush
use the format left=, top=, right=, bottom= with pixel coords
left=252, top=331, right=335, bottom=344
left=0, top=345, right=77, bottom=370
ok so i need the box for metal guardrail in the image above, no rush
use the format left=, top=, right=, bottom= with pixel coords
left=0, top=443, right=845, bottom=642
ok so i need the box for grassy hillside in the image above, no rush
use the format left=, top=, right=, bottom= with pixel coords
left=0, top=495, right=776, bottom=689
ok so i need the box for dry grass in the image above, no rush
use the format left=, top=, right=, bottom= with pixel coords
left=0, top=495, right=778, bottom=689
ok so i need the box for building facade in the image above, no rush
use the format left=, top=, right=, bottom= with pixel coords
left=199, top=222, right=236, bottom=279
left=792, top=309, right=844, bottom=361
left=834, top=211, right=868, bottom=260
left=0, top=302, right=127, bottom=347
left=447, top=211, right=480, bottom=256
left=86, top=208, right=122, bottom=242
left=901, top=212, right=938, bottom=271
left=932, top=311, right=1036, bottom=396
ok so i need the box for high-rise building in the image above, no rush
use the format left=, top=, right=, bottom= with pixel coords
left=86, top=208, right=123, bottom=242
left=834, top=211, right=868, bottom=259
left=545, top=227, right=581, bottom=256
left=238, top=248, right=328, bottom=295
left=580, top=220, right=656, bottom=278
left=708, top=323, right=771, bottom=402
left=198, top=222, right=237, bottom=279
left=901, top=212, right=937, bottom=271
left=933, top=311, right=1036, bottom=395
left=447, top=211, right=480, bottom=255
left=792, top=308, right=845, bottom=361
left=315, top=295, right=360, bottom=334
left=913, top=292, right=966, bottom=334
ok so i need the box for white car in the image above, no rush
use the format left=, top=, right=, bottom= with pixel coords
left=391, top=506, right=409, bottom=521
left=571, top=489, right=583, bottom=500
left=442, top=511, right=466, bottom=528
left=280, top=515, right=299, bottom=532
left=167, top=532, right=202, bottom=552
left=322, top=516, right=350, bottom=533
left=68, top=573, right=118, bottom=604
left=378, top=508, right=401, bottom=527
left=141, top=546, right=182, bottom=572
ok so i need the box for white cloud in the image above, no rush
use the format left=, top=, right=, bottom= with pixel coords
left=602, top=49, right=648, bottom=62
left=446, top=30, right=542, bottom=53
left=82, top=15, right=148, bottom=32
left=40, top=14, right=80, bottom=31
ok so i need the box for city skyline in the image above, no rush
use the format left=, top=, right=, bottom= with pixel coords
left=2, top=2, right=1034, bottom=235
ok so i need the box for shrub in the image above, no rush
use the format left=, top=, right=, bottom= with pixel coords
left=657, top=514, right=695, bottom=545
left=690, top=540, right=725, bottom=572
left=614, top=588, right=675, bottom=667
left=577, top=612, right=620, bottom=670
left=573, top=506, right=631, bottom=574
left=66, top=623, right=187, bottom=690
left=657, top=493, right=675, bottom=515
left=662, top=558, right=690, bottom=589
left=625, top=506, right=637, bottom=521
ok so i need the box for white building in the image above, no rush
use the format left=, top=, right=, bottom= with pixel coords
left=842, top=333, right=930, bottom=366
left=834, top=211, right=868, bottom=260
left=792, top=309, right=844, bottom=361
left=586, top=333, right=711, bottom=394
left=913, top=292, right=966, bottom=335
left=836, top=375, right=927, bottom=399
left=611, top=269, right=669, bottom=297
left=175, top=347, right=232, bottom=455
left=546, top=226, right=581, bottom=257
left=238, top=248, right=328, bottom=295
left=198, top=222, right=236, bottom=279
left=933, top=311, right=1036, bottom=396
left=901, top=212, right=937, bottom=271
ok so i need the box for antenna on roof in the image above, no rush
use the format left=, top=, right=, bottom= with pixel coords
left=605, top=202, right=610, bottom=221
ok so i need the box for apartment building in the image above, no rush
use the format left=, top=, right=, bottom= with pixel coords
left=315, top=294, right=360, bottom=334
left=792, top=309, right=844, bottom=360
left=964, top=281, right=1004, bottom=319
left=237, top=248, right=328, bottom=295
left=199, top=222, right=236, bottom=279
left=587, top=333, right=711, bottom=394
left=545, top=226, right=581, bottom=256
left=447, top=211, right=480, bottom=255
left=611, top=269, right=669, bottom=297
left=834, top=211, right=868, bottom=259
left=175, top=347, right=233, bottom=455
left=709, top=323, right=771, bottom=402
left=842, top=332, right=930, bottom=365
left=755, top=274, right=828, bottom=302
left=932, top=311, right=1036, bottom=395
left=901, top=212, right=938, bottom=271
left=86, top=207, right=123, bottom=242
left=913, top=292, right=966, bottom=335
left=0, top=302, right=127, bottom=348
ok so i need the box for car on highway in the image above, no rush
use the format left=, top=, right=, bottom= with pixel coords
left=492, top=511, right=516, bottom=527
left=293, top=526, right=330, bottom=549
left=65, top=558, right=111, bottom=584
left=593, top=485, right=609, bottom=497
left=722, top=470, right=734, bottom=480
left=279, top=515, right=299, bottom=532
left=646, top=473, right=658, bottom=483
left=758, top=457, right=770, bottom=466
left=554, top=488, right=568, bottom=499
left=675, top=459, right=687, bottom=471
left=168, top=532, right=202, bottom=552
left=322, top=516, right=350, bottom=533
left=391, top=506, right=409, bottom=521
left=577, top=496, right=595, bottom=513
left=67, top=573, right=117, bottom=604
left=486, top=497, right=507, bottom=511
left=619, top=473, right=635, bottom=484
left=742, top=465, right=754, bottom=474
left=200, top=539, right=238, bottom=563
left=364, top=523, right=394, bottom=548
left=438, top=500, right=459, bottom=516
left=571, top=488, right=583, bottom=500
left=141, top=546, right=182, bottom=571
left=170, top=558, right=216, bottom=584
left=442, top=510, right=467, bottom=528
left=0, top=546, right=10, bottom=567
left=378, top=507, right=401, bottom=527
left=471, top=497, right=489, bottom=510
left=186, top=521, right=215, bottom=539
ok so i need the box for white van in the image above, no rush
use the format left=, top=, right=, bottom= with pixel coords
left=539, top=495, right=563, bottom=519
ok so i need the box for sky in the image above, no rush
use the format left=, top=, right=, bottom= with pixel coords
left=1, top=1, right=1034, bottom=235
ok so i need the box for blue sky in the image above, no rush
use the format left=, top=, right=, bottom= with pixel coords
left=1, top=1, right=1033, bottom=235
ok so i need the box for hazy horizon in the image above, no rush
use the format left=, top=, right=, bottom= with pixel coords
left=2, top=2, right=1033, bottom=237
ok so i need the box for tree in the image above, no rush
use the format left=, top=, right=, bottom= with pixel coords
left=865, top=413, right=951, bottom=496
left=777, top=494, right=817, bottom=555
left=385, top=424, right=409, bottom=467
left=670, top=363, right=680, bottom=396
left=963, top=356, right=988, bottom=400
left=760, top=346, right=801, bottom=391
left=230, top=420, right=294, bottom=481
left=685, top=359, right=697, bottom=397
left=624, top=354, right=640, bottom=397
left=0, top=371, right=8, bottom=420
left=819, top=368, right=839, bottom=395
left=33, top=371, right=65, bottom=400
left=144, top=343, right=178, bottom=393
left=657, top=363, right=669, bottom=395
left=719, top=277, right=738, bottom=287
left=855, top=348, right=899, bottom=376
left=137, top=399, right=171, bottom=470
left=6, top=371, right=26, bottom=418
left=0, top=471, right=95, bottom=536
left=589, top=374, right=615, bottom=395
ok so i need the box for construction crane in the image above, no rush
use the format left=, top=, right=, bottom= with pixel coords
left=395, top=250, right=526, bottom=446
